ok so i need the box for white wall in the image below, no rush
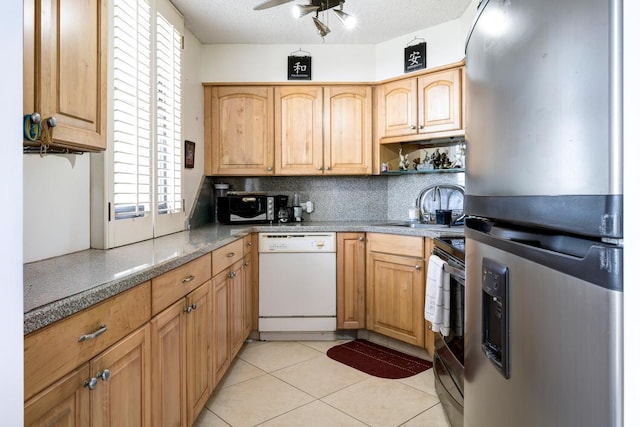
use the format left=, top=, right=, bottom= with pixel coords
left=4, top=0, right=24, bottom=423
left=23, top=155, right=90, bottom=262
left=200, top=44, right=376, bottom=82
left=183, top=30, right=206, bottom=223
left=375, top=1, right=477, bottom=81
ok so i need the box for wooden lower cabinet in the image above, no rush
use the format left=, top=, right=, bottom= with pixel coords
left=151, top=280, right=213, bottom=427
left=366, top=233, right=425, bottom=347
left=337, top=232, right=366, bottom=329
left=213, top=258, right=251, bottom=385
left=25, top=325, right=151, bottom=427
left=24, top=365, right=91, bottom=427
left=91, top=325, right=151, bottom=427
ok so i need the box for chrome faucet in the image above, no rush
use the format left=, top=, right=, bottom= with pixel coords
left=433, top=186, right=442, bottom=210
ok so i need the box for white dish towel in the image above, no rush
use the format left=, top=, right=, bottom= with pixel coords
left=424, top=254, right=451, bottom=336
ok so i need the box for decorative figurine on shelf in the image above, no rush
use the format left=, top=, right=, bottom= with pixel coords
left=399, top=148, right=410, bottom=171
left=431, top=148, right=442, bottom=169
left=413, top=158, right=421, bottom=170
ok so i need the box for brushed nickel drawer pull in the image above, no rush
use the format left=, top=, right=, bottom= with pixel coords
left=182, top=275, right=196, bottom=283
left=227, top=252, right=236, bottom=258
left=78, top=325, right=107, bottom=342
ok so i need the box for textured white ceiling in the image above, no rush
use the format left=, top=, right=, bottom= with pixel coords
left=170, top=0, right=474, bottom=45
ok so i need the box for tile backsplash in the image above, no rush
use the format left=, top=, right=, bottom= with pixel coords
left=189, top=173, right=465, bottom=228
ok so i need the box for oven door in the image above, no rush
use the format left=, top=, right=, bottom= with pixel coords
left=432, top=246, right=465, bottom=427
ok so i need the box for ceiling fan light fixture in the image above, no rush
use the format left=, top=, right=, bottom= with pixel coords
left=312, top=15, right=331, bottom=37
left=333, top=8, right=356, bottom=29
left=292, top=4, right=319, bottom=18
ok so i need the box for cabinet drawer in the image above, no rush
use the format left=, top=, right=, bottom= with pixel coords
left=212, top=239, right=244, bottom=276
left=151, top=254, right=212, bottom=315
left=243, top=234, right=255, bottom=256
left=24, top=282, right=151, bottom=400
left=367, top=233, right=424, bottom=258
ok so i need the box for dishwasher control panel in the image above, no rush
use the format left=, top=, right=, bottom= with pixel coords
left=258, top=232, right=336, bottom=253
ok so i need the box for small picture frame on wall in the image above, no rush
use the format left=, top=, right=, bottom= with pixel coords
left=185, top=140, right=195, bottom=168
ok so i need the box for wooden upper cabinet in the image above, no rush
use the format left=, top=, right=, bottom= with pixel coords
left=324, top=86, right=372, bottom=175
left=23, top=0, right=107, bottom=151
left=377, top=65, right=464, bottom=143
left=275, top=86, right=324, bottom=175
left=204, top=86, right=275, bottom=175
left=377, top=78, right=417, bottom=139
left=418, top=68, right=462, bottom=135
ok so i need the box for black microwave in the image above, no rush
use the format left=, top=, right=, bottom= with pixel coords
left=217, top=194, right=275, bottom=224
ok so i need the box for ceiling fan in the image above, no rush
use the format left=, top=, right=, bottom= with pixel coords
left=254, top=0, right=346, bottom=13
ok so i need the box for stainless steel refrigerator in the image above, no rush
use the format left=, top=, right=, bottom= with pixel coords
left=464, top=1, right=623, bottom=426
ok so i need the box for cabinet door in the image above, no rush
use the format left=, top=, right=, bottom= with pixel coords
left=229, top=260, right=246, bottom=358
left=242, top=252, right=254, bottom=338
left=150, top=299, right=187, bottom=427
left=275, top=86, right=324, bottom=175
left=205, top=86, right=275, bottom=175
left=337, top=233, right=366, bottom=329
left=24, top=365, right=90, bottom=427
left=418, top=68, right=462, bottom=135
left=185, top=281, right=213, bottom=426
left=377, top=78, right=417, bottom=138
left=24, top=0, right=107, bottom=151
left=213, top=270, right=231, bottom=384
left=91, top=324, right=151, bottom=427
left=324, top=86, right=372, bottom=175
left=366, top=252, right=425, bottom=347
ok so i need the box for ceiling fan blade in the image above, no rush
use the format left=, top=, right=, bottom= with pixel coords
left=253, top=0, right=295, bottom=10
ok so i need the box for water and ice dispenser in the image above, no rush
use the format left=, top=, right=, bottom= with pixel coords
left=481, top=258, right=510, bottom=379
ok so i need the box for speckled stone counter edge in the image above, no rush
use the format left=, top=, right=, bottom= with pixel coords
left=24, top=222, right=463, bottom=335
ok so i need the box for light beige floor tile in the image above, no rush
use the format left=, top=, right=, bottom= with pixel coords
left=217, top=357, right=267, bottom=389
left=400, top=403, right=450, bottom=427
left=193, top=408, right=230, bottom=427
left=398, top=368, right=438, bottom=397
left=272, top=354, right=369, bottom=398
left=206, top=374, right=314, bottom=427
left=238, top=341, right=323, bottom=372
left=322, top=376, right=440, bottom=427
left=257, top=400, right=368, bottom=427
left=299, top=339, right=352, bottom=353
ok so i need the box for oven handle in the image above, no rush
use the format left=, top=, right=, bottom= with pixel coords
left=443, top=263, right=465, bottom=282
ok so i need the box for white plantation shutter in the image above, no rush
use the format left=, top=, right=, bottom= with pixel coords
left=156, top=12, right=182, bottom=218
left=110, top=0, right=183, bottom=247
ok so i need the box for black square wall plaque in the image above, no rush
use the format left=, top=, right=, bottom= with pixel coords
left=288, top=56, right=312, bottom=80
left=404, top=42, right=427, bottom=73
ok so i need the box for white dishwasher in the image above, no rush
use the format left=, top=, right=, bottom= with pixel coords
left=258, top=232, right=337, bottom=341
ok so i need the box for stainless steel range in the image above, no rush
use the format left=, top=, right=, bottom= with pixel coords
left=432, top=237, right=465, bottom=427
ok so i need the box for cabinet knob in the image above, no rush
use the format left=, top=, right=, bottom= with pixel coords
left=317, top=166, right=323, bottom=170
left=325, top=166, right=331, bottom=171
left=418, top=124, right=424, bottom=130
left=410, top=125, right=416, bottom=130
left=247, top=242, right=253, bottom=247
left=184, top=305, right=193, bottom=313
left=267, top=166, right=273, bottom=171
left=97, top=369, right=110, bottom=382
left=243, top=261, right=249, bottom=267
left=359, top=237, right=364, bottom=241
left=415, top=265, right=421, bottom=271
left=84, top=377, right=98, bottom=390
left=228, top=271, right=237, bottom=279
left=191, top=303, right=197, bottom=311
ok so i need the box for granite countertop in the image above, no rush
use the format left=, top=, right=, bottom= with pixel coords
left=24, top=221, right=464, bottom=335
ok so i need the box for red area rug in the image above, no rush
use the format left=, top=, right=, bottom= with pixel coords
left=327, top=339, right=432, bottom=379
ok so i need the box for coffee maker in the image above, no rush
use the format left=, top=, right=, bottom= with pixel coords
left=276, top=195, right=292, bottom=223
